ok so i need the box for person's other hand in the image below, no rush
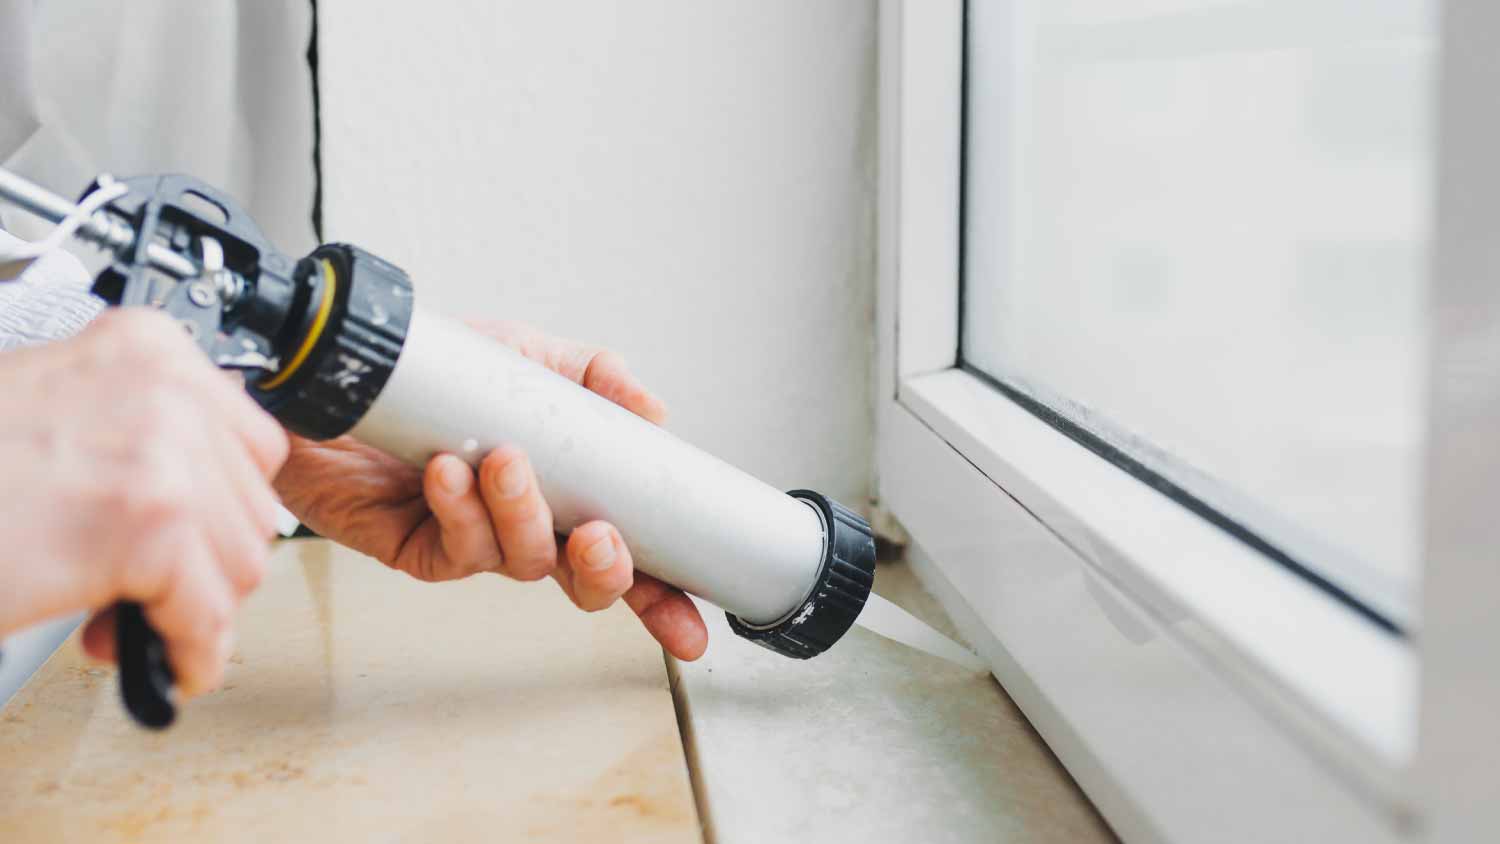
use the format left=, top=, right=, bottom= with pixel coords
left=0, top=309, right=289, bottom=696
left=273, top=321, right=709, bottom=661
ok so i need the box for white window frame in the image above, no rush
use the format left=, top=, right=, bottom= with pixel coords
left=874, top=2, right=1500, bottom=842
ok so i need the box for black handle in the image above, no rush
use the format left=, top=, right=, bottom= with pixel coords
left=117, top=601, right=176, bottom=729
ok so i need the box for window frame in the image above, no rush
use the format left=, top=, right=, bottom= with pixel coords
left=874, top=2, right=1498, bottom=841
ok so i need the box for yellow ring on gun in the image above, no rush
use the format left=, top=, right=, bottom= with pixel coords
left=260, top=258, right=337, bottom=390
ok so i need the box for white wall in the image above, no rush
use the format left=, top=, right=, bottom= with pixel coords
left=319, top=1, right=877, bottom=507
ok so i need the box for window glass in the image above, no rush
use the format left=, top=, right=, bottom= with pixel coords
left=963, top=0, right=1436, bottom=625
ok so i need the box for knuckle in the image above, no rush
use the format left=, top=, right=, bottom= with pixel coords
left=248, top=498, right=281, bottom=540
left=480, top=448, right=524, bottom=482
left=237, top=549, right=268, bottom=593
left=112, top=534, right=177, bottom=599
left=507, top=554, right=555, bottom=582
left=459, top=554, right=501, bottom=579
left=445, top=500, right=490, bottom=533
left=262, top=425, right=292, bottom=471
left=89, top=307, right=141, bottom=337
left=204, top=605, right=232, bottom=638
left=585, top=349, right=625, bottom=381
left=96, top=309, right=180, bottom=354
left=114, top=464, right=190, bottom=524
left=208, top=599, right=233, bottom=633
left=109, top=379, right=188, bottom=448
left=192, top=594, right=233, bottom=640
left=493, top=497, right=542, bottom=525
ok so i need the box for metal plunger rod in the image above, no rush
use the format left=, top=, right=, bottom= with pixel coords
left=0, top=168, right=196, bottom=278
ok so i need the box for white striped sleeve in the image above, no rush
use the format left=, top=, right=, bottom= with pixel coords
left=0, top=231, right=103, bottom=352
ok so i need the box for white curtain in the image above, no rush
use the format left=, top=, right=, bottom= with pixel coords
left=1, top=0, right=317, bottom=256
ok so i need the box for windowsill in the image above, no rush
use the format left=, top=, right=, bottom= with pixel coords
left=898, top=367, right=1415, bottom=783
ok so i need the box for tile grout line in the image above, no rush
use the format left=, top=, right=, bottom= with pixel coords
left=665, top=653, right=717, bottom=844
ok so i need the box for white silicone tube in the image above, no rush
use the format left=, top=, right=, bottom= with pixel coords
left=348, top=309, right=828, bottom=625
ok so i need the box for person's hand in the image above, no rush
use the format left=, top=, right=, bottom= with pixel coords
left=273, top=321, right=709, bottom=660
left=0, top=309, right=289, bottom=696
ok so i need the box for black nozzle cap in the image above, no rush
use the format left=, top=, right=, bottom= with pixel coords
left=252, top=243, right=413, bottom=440
left=725, top=490, right=877, bottom=659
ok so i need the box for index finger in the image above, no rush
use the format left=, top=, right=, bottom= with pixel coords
left=465, top=322, right=667, bottom=424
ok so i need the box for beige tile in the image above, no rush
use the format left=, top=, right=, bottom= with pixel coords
left=671, top=557, right=1117, bottom=844
left=0, top=540, right=700, bottom=844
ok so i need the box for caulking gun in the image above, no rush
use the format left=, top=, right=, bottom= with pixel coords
left=0, top=169, right=882, bottom=728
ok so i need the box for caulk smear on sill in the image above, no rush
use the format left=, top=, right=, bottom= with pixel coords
left=854, top=592, right=989, bottom=671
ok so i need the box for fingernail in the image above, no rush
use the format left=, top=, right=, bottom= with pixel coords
left=439, top=458, right=471, bottom=495
left=582, top=534, right=616, bottom=571
left=496, top=457, right=529, bottom=498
